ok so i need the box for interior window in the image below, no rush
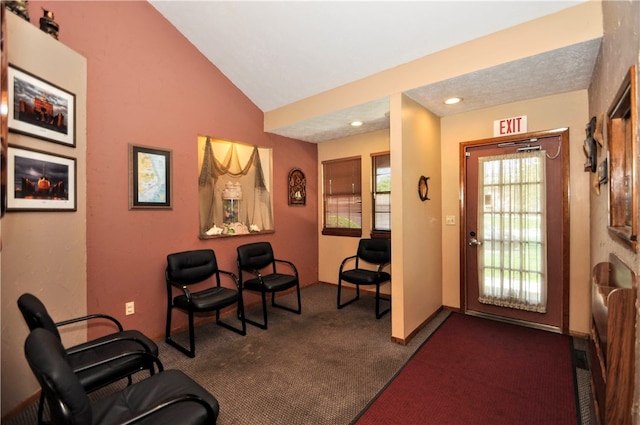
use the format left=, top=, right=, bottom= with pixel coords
left=322, top=157, right=362, bottom=237
left=371, top=152, right=391, bottom=239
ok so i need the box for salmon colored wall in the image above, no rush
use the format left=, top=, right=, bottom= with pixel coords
left=27, top=1, right=318, bottom=341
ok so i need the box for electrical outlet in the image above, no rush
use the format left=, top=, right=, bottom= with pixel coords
left=125, top=301, right=135, bottom=315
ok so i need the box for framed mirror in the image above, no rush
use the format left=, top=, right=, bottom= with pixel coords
left=607, top=65, right=637, bottom=251
left=197, top=136, right=273, bottom=238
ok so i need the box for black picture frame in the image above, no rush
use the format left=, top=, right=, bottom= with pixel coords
left=129, top=144, right=172, bottom=209
left=8, top=65, right=76, bottom=147
left=7, top=145, right=76, bottom=211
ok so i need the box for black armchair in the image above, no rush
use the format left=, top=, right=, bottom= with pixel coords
left=17, top=293, right=159, bottom=424
left=236, top=242, right=301, bottom=329
left=165, top=249, right=246, bottom=358
left=337, top=238, right=391, bottom=319
left=25, top=327, right=219, bottom=425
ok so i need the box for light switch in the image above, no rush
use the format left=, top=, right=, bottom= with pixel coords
left=445, top=216, right=456, bottom=225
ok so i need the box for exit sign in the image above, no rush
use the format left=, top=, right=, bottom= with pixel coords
left=494, top=115, right=527, bottom=136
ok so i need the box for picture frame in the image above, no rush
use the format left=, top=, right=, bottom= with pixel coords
left=8, top=145, right=76, bottom=211
left=8, top=64, right=76, bottom=147
left=288, top=168, right=306, bottom=206
left=129, top=144, right=172, bottom=209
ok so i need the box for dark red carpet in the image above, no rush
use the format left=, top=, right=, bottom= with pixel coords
left=354, top=313, right=578, bottom=425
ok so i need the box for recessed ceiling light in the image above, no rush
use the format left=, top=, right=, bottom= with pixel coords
left=350, top=120, right=363, bottom=127
left=444, top=97, right=463, bottom=105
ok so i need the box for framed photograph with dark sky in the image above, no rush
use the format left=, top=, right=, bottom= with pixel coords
left=8, top=65, right=76, bottom=147
left=7, top=145, right=76, bottom=211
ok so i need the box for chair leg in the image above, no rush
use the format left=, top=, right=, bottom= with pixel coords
left=337, top=279, right=360, bottom=309
left=375, top=283, right=391, bottom=319
left=245, top=291, right=269, bottom=330
left=272, top=285, right=302, bottom=314
left=165, top=307, right=196, bottom=358
left=37, top=392, right=46, bottom=425
left=215, top=301, right=247, bottom=336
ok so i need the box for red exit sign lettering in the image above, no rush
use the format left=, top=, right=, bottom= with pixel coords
left=493, top=115, right=527, bottom=136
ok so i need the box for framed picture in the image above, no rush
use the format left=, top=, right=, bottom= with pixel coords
left=8, top=65, right=76, bottom=147
left=129, top=144, right=172, bottom=209
left=288, top=168, right=306, bottom=206
left=8, top=145, right=76, bottom=211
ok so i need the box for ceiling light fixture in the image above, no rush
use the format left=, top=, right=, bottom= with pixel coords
left=350, top=120, right=363, bottom=127
left=444, top=97, right=463, bottom=105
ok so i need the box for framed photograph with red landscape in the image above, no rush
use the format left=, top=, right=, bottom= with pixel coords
left=8, top=65, right=75, bottom=147
left=7, top=145, right=76, bottom=211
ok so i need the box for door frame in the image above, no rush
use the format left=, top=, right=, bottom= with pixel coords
left=459, top=128, right=571, bottom=333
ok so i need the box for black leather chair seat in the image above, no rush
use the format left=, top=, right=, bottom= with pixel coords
left=173, top=287, right=240, bottom=312
left=236, top=242, right=302, bottom=329
left=70, top=331, right=159, bottom=392
left=243, top=273, right=297, bottom=293
left=25, top=328, right=220, bottom=425
left=341, top=269, right=391, bottom=286
left=91, top=369, right=219, bottom=425
left=337, top=238, right=391, bottom=319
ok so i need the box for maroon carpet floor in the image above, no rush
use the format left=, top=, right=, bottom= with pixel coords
left=354, top=313, right=578, bottom=425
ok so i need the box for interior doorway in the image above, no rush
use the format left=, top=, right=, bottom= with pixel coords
left=460, top=129, right=570, bottom=332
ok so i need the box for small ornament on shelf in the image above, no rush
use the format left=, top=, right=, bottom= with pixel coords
left=39, top=9, right=59, bottom=39
left=5, top=0, right=30, bottom=22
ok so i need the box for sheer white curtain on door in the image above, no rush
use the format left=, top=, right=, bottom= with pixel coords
left=477, top=150, right=548, bottom=313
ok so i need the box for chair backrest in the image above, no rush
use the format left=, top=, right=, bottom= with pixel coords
left=25, top=328, right=92, bottom=425
left=357, top=239, right=391, bottom=265
left=17, top=293, right=62, bottom=340
left=237, top=242, right=275, bottom=271
left=166, top=249, right=219, bottom=285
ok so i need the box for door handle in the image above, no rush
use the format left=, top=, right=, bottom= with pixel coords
left=468, top=238, right=483, bottom=246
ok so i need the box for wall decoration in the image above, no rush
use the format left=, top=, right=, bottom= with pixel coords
left=39, top=9, right=59, bottom=39
left=288, top=168, right=306, bottom=206
left=8, top=65, right=75, bottom=147
left=418, top=175, right=430, bottom=201
left=1, top=7, right=8, bottom=217
left=7, top=145, right=76, bottom=211
left=583, top=116, right=598, bottom=172
left=128, top=144, right=172, bottom=209
left=197, top=136, right=273, bottom=238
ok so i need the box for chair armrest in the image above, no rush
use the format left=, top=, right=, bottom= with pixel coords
left=167, top=279, right=193, bottom=301
left=72, top=350, right=164, bottom=374
left=66, top=334, right=155, bottom=356
left=273, top=259, right=299, bottom=276
left=56, top=313, right=124, bottom=332
left=119, top=393, right=216, bottom=425
left=339, top=255, right=358, bottom=273
left=376, top=261, right=391, bottom=274
left=219, top=269, right=241, bottom=290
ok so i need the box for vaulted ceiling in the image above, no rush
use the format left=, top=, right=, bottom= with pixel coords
left=149, top=1, right=601, bottom=143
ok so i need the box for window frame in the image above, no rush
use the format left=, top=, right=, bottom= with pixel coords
left=322, top=156, right=362, bottom=237
left=607, top=65, right=637, bottom=251
left=371, top=151, right=391, bottom=239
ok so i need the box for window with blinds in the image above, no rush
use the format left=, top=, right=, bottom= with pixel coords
left=372, top=152, right=391, bottom=238
left=322, top=157, right=362, bottom=237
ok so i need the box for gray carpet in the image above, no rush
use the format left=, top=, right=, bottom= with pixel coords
left=5, top=283, right=594, bottom=425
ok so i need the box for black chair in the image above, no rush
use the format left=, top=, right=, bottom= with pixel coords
left=25, top=327, right=219, bottom=425
left=337, top=238, right=391, bottom=319
left=236, top=242, right=301, bottom=329
left=165, top=249, right=246, bottom=358
left=17, top=293, right=159, bottom=425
